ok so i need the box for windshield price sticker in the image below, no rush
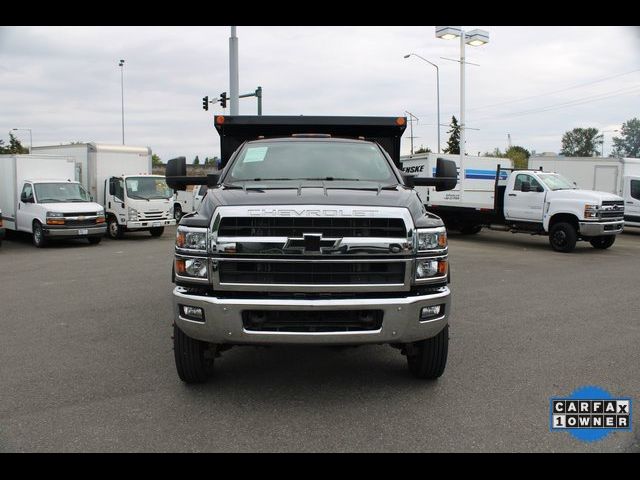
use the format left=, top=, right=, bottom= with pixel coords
left=243, top=147, right=268, bottom=163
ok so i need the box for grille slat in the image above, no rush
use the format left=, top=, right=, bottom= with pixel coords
left=219, top=217, right=406, bottom=238
left=219, top=261, right=405, bottom=285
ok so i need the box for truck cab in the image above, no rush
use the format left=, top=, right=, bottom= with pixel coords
left=500, top=170, right=624, bottom=251
left=104, top=174, right=176, bottom=239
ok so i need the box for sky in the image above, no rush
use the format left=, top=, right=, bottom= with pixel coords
left=1, top=26, right=639, bottom=163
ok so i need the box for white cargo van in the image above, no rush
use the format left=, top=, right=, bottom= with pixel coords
left=0, top=154, right=106, bottom=247
left=529, top=155, right=640, bottom=228
left=33, top=143, right=176, bottom=238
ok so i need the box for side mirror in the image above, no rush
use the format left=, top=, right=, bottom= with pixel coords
left=90, top=194, right=94, bottom=202
left=108, top=181, right=115, bottom=196
left=521, top=182, right=531, bottom=193
left=166, top=157, right=187, bottom=191
left=20, top=192, right=28, bottom=202
left=410, top=158, right=458, bottom=191
left=401, top=173, right=415, bottom=188
left=536, top=186, right=544, bottom=193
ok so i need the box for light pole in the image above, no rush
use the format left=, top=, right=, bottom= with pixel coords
left=596, top=129, right=619, bottom=157
left=11, top=128, right=32, bottom=153
left=119, top=59, right=125, bottom=145
left=404, top=53, right=440, bottom=153
left=229, top=26, right=239, bottom=115
left=405, top=111, right=419, bottom=154
left=436, top=26, right=489, bottom=191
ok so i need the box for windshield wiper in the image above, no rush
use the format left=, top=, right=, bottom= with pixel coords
left=127, top=194, right=149, bottom=200
left=37, top=198, right=62, bottom=203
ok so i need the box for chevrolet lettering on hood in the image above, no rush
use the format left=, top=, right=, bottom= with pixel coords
left=247, top=208, right=380, bottom=217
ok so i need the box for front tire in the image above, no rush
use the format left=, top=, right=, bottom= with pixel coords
left=150, top=227, right=164, bottom=237
left=549, top=222, right=577, bottom=252
left=174, top=204, right=183, bottom=222
left=589, top=235, right=615, bottom=249
left=32, top=221, right=47, bottom=248
left=107, top=216, right=123, bottom=239
left=173, top=324, right=215, bottom=383
left=406, top=325, right=449, bottom=379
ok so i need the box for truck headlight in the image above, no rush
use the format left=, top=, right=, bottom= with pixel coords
left=415, top=258, right=447, bottom=280
left=128, top=207, right=139, bottom=221
left=176, top=227, right=208, bottom=251
left=175, top=257, right=208, bottom=279
left=46, top=211, right=65, bottom=225
left=416, top=227, right=447, bottom=251
left=584, top=204, right=599, bottom=219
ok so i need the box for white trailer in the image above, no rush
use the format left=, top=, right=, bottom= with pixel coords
left=0, top=154, right=106, bottom=247
left=529, top=155, right=640, bottom=227
left=34, top=143, right=175, bottom=238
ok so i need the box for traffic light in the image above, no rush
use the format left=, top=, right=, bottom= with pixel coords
left=202, top=96, right=209, bottom=111
left=220, top=92, right=227, bottom=109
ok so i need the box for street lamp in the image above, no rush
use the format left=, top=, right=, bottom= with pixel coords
left=436, top=26, right=489, bottom=192
left=118, top=59, right=125, bottom=145
left=11, top=128, right=32, bottom=153
left=404, top=53, right=441, bottom=153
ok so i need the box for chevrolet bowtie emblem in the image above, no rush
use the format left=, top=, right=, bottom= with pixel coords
left=283, top=233, right=342, bottom=254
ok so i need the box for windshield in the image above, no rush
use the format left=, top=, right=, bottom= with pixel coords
left=125, top=177, right=173, bottom=199
left=34, top=183, right=90, bottom=203
left=227, top=141, right=396, bottom=183
left=536, top=173, right=577, bottom=191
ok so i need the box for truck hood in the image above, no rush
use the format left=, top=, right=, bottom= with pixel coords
left=547, top=189, right=623, bottom=204
left=39, top=202, right=104, bottom=213
left=183, top=184, right=444, bottom=228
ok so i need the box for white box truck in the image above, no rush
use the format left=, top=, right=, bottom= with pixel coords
left=33, top=143, right=176, bottom=238
left=401, top=152, right=624, bottom=252
left=0, top=154, right=107, bottom=247
left=528, top=155, right=640, bottom=228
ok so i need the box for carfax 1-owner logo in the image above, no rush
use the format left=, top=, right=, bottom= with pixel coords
left=550, top=386, right=632, bottom=442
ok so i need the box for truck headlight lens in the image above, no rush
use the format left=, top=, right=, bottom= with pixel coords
left=128, top=207, right=139, bottom=221
left=46, top=211, right=65, bottom=225
left=415, top=258, right=447, bottom=279
left=175, top=257, right=208, bottom=279
left=176, top=227, right=208, bottom=250
left=46, top=211, right=64, bottom=218
left=584, top=204, right=599, bottom=219
left=417, top=227, right=447, bottom=251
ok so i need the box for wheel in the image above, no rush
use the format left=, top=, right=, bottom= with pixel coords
left=88, top=236, right=102, bottom=245
left=459, top=224, right=482, bottom=235
left=406, top=325, right=449, bottom=379
left=32, top=221, right=47, bottom=248
left=589, top=235, right=615, bottom=249
left=150, top=227, right=165, bottom=237
left=548, top=222, right=577, bottom=252
left=174, top=204, right=183, bottom=222
left=173, top=324, right=215, bottom=383
left=107, top=216, right=123, bottom=239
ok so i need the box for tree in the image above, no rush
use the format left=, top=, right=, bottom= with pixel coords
left=483, top=147, right=506, bottom=158
left=443, top=116, right=460, bottom=154
left=505, top=146, right=530, bottom=169
left=0, top=133, right=29, bottom=154
left=611, top=118, right=640, bottom=158
left=560, top=127, right=601, bottom=157
left=152, top=154, right=162, bottom=167
left=415, top=145, right=431, bottom=154
left=193, top=155, right=200, bottom=165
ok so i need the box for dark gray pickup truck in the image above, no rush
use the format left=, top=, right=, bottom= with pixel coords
left=166, top=116, right=457, bottom=383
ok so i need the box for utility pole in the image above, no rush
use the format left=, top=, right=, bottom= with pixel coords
left=508, top=133, right=512, bottom=149
left=119, top=59, right=125, bottom=144
left=229, top=26, right=239, bottom=115
left=405, top=111, right=419, bottom=155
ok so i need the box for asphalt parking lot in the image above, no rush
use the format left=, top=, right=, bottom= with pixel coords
left=1, top=227, right=638, bottom=452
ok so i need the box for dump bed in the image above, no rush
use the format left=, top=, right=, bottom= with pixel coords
left=213, top=115, right=407, bottom=168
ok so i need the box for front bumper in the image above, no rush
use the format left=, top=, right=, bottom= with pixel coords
left=127, top=219, right=176, bottom=230
left=43, top=225, right=107, bottom=237
left=579, top=220, right=624, bottom=237
left=173, top=286, right=450, bottom=346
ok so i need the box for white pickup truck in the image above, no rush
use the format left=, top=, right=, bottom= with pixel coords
left=402, top=153, right=624, bottom=252
left=172, top=185, right=208, bottom=221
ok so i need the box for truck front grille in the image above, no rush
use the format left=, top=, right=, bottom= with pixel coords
left=219, top=260, right=406, bottom=285
left=600, top=201, right=624, bottom=220
left=66, top=219, right=99, bottom=227
left=218, top=217, right=406, bottom=238
left=242, top=309, right=383, bottom=332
